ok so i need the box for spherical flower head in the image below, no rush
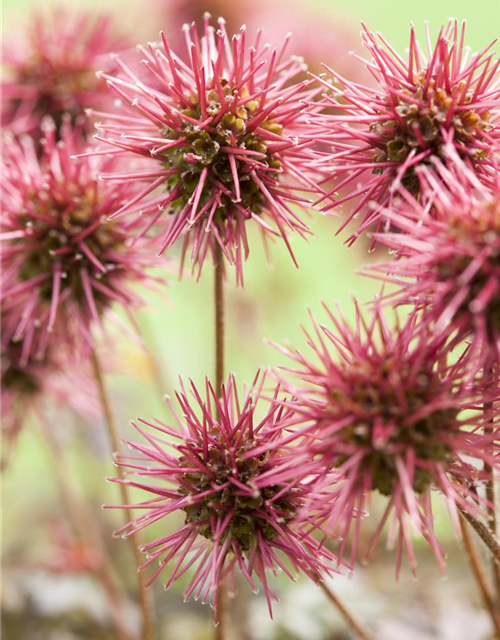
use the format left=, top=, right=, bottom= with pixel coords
left=107, top=373, right=341, bottom=621
left=91, top=15, right=320, bottom=285
left=1, top=8, right=128, bottom=138
left=370, top=149, right=500, bottom=375
left=1, top=118, right=158, bottom=361
left=273, top=302, right=498, bottom=574
left=1, top=332, right=46, bottom=449
left=311, top=20, right=500, bottom=242
left=1, top=311, right=99, bottom=466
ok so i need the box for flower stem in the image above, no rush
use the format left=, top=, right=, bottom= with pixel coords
left=460, top=514, right=500, bottom=637
left=459, top=509, right=500, bottom=568
left=214, top=243, right=225, bottom=394
left=483, top=366, right=500, bottom=598
left=214, top=243, right=228, bottom=640
left=91, top=349, right=155, bottom=640
left=318, top=580, right=376, bottom=640
left=37, top=407, right=134, bottom=640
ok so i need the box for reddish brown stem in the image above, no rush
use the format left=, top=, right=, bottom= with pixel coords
left=460, top=515, right=500, bottom=637
left=459, top=509, right=500, bottom=568
left=91, top=349, right=155, bottom=640
left=37, top=409, right=134, bottom=640
left=484, top=366, right=500, bottom=600
left=214, top=243, right=225, bottom=395
left=214, top=243, right=228, bottom=640
left=319, top=580, right=376, bottom=640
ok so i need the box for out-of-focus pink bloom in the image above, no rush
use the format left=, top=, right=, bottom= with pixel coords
left=43, top=519, right=101, bottom=574
left=154, top=0, right=364, bottom=79
left=244, top=1, right=366, bottom=80
left=368, top=147, right=500, bottom=375
left=1, top=118, right=159, bottom=361
left=106, top=373, right=342, bottom=622
left=152, top=0, right=245, bottom=53
left=1, top=322, right=99, bottom=464
left=89, top=15, right=321, bottom=285
left=1, top=8, right=128, bottom=139
left=272, top=302, right=499, bottom=574
left=309, top=20, right=500, bottom=243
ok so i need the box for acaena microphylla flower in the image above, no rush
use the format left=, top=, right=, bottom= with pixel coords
left=88, top=15, right=321, bottom=285
left=309, top=20, right=500, bottom=242
left=1, top=118, right=160, bottom=361
left=105, top=372, right=343, bottom=621
left=1, top=311, right=99, bottom=466
left=368, top=147, right=500, bottom=376
left=1, top=8, right=128, bottom=139
left=272, top=302, right=499, bottom=575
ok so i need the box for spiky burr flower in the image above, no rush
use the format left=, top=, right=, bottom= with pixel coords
left=1, top=8, right=127, bottom=138
left=90, top=14, right=320, bottom=285
left=1, top=118, right=158, bottom=361
left=310, top=20, right=500, bottom=242
left=273, top=302, right=499, bottom=574
left=1, top=312, right=98, bottom=464
left=368, top=148, right=500, bottom=376
left=106, top=373, right=342, bottom=622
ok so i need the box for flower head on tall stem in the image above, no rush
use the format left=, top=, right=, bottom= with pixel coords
left=368, top=147, right=500, bottom=376
left=1, top=8, right=128, bottom=139
left=309, top=20, right=500, bottom=242
left=106, top=372, right=342, bottom=622
left=89, top=14, right=321, bottom=285
left=272, top=302, right=499, bottom=575
left=1, top=118, right=159, bottom=361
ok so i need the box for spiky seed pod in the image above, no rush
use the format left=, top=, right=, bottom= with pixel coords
left=88, top=15, right=322, bottom=285
left=273, top=302, right=499, bottom=574
left=368, top=147, right=500, bottom=375
left=1, top=8, right=129, bottom=141
left=308, top=20, right=500, bottom=242
left=1, top=118, right=159, bottom=360
left=106, top=373, right=342, bottom=621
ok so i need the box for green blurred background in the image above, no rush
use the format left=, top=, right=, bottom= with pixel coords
left=2, top=0, right=500, bottom=639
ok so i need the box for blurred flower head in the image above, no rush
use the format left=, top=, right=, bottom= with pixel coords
left=107, top=372, right=341, bottom=621
left=1, top=7, right=128, bottom=139
left=1, top=313, right=99, bottom=466
left=310, top=20, right=500, bottom=242
left=1, top=117, right=159, bottom=361
left=92, top=15, right=321, bottom=285
left=273, top=302, right=498, bottom=573
left=369, top=148, right=500, bottom=375
left=155, top=0, right=363, bottom=79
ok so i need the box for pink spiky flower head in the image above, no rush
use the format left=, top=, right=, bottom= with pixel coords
left=1, top=311, right=99, bottom=466
left=311, top=20, right=500, bottom=241
left=273, top=302, right=498, bottom=574
left=1, top=8, right=127, bottom=139
left=1, top=118, right=158, bottom=361
left=90, top=14, right=320, bottom=285
left=106, top=372, right=341, bottom=621
left=369, top=147, right=500, bottom=376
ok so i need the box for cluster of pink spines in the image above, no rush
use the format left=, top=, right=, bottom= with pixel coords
left=1, top=329, right=46, bottom=450
left=273, top=303, right=497, bottom=574
left=369, top=149, right=500, bottom=375
left=91, top=14, right=321, bottom=285
left=1, top=118, right=158, bottom=360
left=1, top=313, right=99, bottom=461
left=309, top=20, right=500, bottom=242
left=1, top=9, right=127, bottom=138
left=106, top=373, right=341, bottom=621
